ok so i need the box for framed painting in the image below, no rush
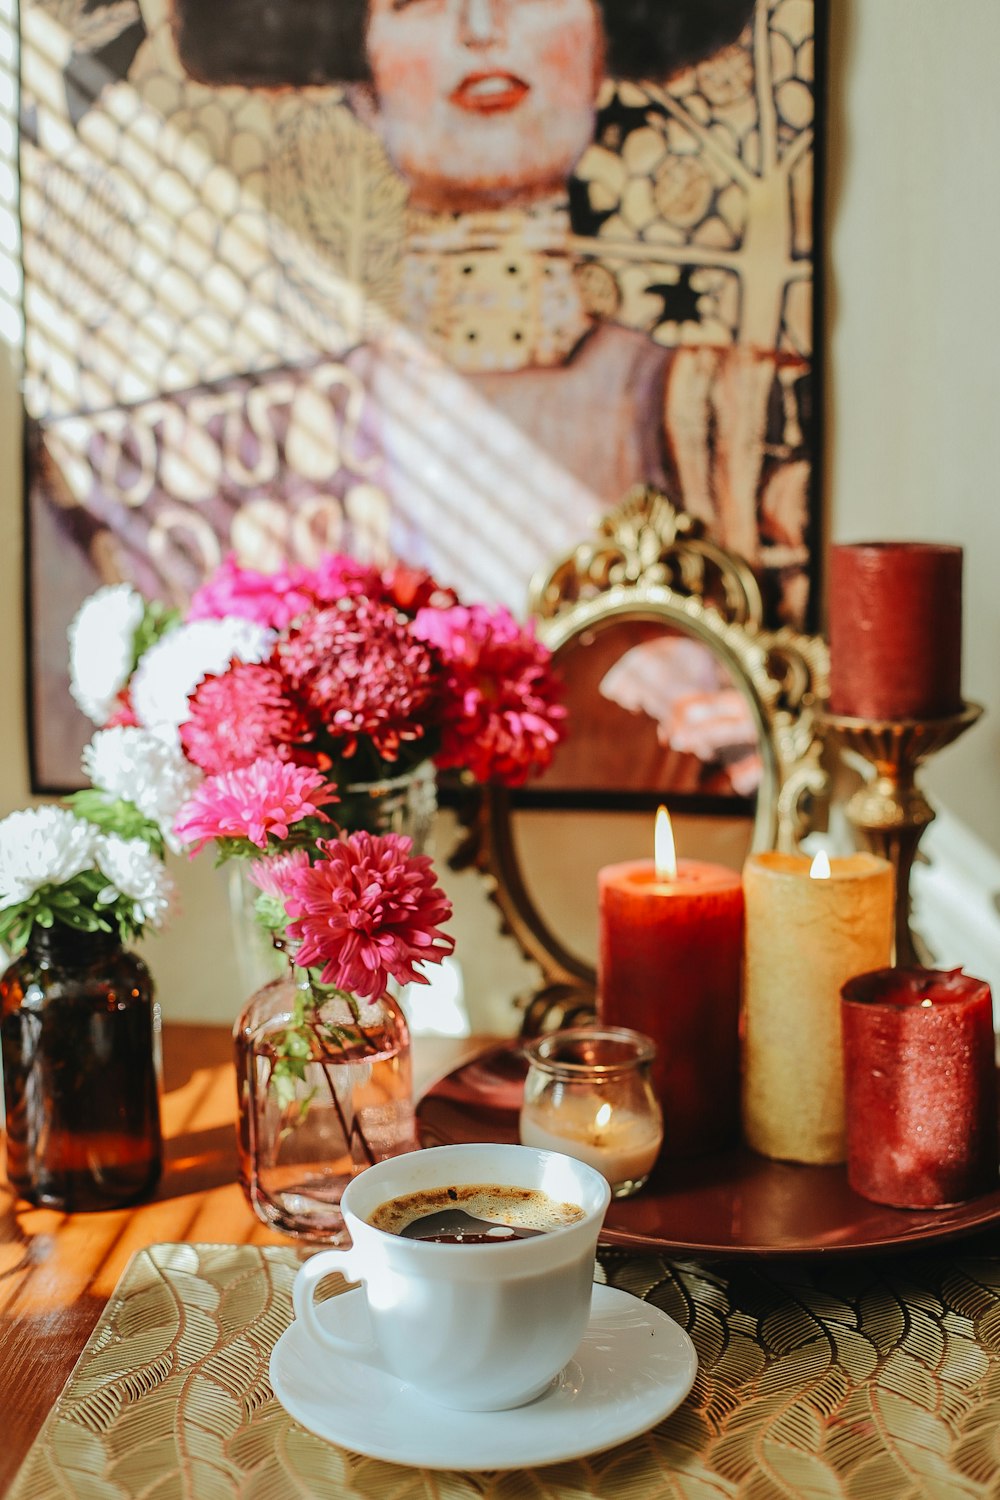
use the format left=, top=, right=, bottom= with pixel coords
left=20, top=0, right=827, bottom=789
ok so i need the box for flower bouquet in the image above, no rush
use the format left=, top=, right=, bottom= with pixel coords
left=70, top=549, right=563, bottom=969
left=71, top=554, right=565, bottom=790
left=66, top=550, right=565, bottom=1234
left=69, top=550, right=564, bottom=942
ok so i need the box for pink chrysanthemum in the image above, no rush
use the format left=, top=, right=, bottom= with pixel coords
left=173, top=760, right=338, bottom=852
left=187, top=555, right=314, bottom=631
left=413, top=605, right=566, bottom=785
left=278, top=830, right=454, bottom=996
left=306, top=554, right=385, bottom=605
left=278, top=599, right=439, bottom=762
left=247, top=846, right=312, bottom=899
left=180, top=660, right=312, bottom=775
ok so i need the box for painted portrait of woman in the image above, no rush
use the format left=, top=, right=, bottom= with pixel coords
left=21, top=0, right=821, bottom=785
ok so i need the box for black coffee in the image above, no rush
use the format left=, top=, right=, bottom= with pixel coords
left=368, top=1183, right=585, bottom=1243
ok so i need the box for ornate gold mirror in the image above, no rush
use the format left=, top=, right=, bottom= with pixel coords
left=478, top=488, right=829, bottom=1024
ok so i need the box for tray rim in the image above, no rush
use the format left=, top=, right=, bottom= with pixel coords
left=415, top=1041, right=1000, bottom=1258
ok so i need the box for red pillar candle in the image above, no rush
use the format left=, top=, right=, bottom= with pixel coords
left=828, top=542, right=963, bottom=719
left=597, top=813, right=744, bottom=1158
left=842, top=967, right=997, bottom=1207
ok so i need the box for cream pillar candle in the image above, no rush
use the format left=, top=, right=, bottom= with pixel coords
left=741, top=851, right=894, bottom=1164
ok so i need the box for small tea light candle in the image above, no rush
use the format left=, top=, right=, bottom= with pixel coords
left=597, top=808, right=743, bottom=1157
left=842, top=967, right=998, bottom=1208
left=519, top=1027, right=663, bottom=1198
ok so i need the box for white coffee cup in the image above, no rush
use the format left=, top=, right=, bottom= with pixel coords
left=292, top=1142, right=611, bottom=1411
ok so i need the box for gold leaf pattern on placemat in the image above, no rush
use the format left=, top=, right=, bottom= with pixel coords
left=11, top=1243, right=1000, bottom=1498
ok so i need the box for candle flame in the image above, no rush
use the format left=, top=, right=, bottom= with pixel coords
left=809, top=850, right=832, bottom=881
left=595, top=1102, right=612, bottom=1130
left=655, top=806, right=677, bottom=881
left=920, top=997, right=933, bottom=1008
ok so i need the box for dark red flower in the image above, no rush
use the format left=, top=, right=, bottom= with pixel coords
left=381, top=564, right=459, bottom=616
left=277, top=599, right=439, bottom=762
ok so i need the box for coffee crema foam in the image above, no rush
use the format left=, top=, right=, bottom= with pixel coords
left=368, top=1184, right=585, bottom=1240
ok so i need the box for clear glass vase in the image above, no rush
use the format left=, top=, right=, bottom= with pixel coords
left=0, top=926, right=162, bottom=1211
left=234, top=974, right=415, bottom=1239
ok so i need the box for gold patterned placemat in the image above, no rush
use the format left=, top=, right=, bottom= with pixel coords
left=10, top=1240, right=1000, bottom=1497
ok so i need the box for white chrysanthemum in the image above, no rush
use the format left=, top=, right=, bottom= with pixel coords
left=130, top=619, right=275, bottom=736
left=0, top=807, right=99, bottom=909
left=82, top=726, right=203, bottom=852
left=96, top=834, right=176, bottom=930
left=68, top=585, right=146, bottom=725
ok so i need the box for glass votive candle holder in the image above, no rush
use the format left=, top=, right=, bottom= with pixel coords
left=519, top=1026, right=664, bottom=1198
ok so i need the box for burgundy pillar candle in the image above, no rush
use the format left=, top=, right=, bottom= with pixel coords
left=828, top=542, right=963, bottom=719
left=842, top=967, right=997, bottom=1207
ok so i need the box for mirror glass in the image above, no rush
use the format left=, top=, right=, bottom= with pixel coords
left=511, top=808, right=755, bottom=974
left=510, top=614, right=760, bottom=973
left=533, top=617, right=762, bottom=802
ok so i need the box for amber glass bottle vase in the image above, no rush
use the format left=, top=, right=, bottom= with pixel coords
left=0, top=925, right=162, bottom=1210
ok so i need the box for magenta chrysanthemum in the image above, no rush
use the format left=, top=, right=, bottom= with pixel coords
left=278, top=599, right=439, bottom=762
left=173, top=761, right=338, bottom=851
left=187, top=555, right=314, bottom=631
left=306, top=554, right=385, bottom=605
left=179, top=660, right=311, bottom=775
left=413, top=605, right=565, bottom=785
left=278, top=830, right=454, bottom=996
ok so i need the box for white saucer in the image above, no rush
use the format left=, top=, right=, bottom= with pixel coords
left=269, top=1283, right=698, bottom=1471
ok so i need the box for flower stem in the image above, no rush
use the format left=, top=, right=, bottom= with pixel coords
left=306, top=1015, right=377, bottom=1168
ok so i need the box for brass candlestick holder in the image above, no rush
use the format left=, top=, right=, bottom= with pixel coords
left=819, top=702, right=983, bottom=965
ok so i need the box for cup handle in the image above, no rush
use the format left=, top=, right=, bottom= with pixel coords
left=292, top=1248, right=382, bottom=1369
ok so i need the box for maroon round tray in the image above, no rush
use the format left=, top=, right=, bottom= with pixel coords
left=416, top=1043, right=1000, bottom=1257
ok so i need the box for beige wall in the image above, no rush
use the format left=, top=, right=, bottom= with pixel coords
left=823, top=0, right=1000, bottom=839
left=2, top=0, right=999, bottom=1023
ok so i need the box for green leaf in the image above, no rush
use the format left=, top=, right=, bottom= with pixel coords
left=131, top=599, right=181, bottom=671
left=47, top=889, right=83, bottom=909
left=0, top=865, right=153, bottom=953
left=68, top=790, right=165, bottom=856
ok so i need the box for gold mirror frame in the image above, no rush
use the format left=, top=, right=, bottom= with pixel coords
left=477, top=488, right=830, bottom=1017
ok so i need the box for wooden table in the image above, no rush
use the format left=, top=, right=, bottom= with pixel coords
left=8, top=1025, right=1000, bottom=1498
left=0, top=1023, right=479, bottom=1495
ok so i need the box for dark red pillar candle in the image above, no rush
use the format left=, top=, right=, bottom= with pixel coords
left=828, top=542, right=963, bottom=719
left=597, top=859, right=744, bottom=1158
left=842, top=967, right=997, bottom=1207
